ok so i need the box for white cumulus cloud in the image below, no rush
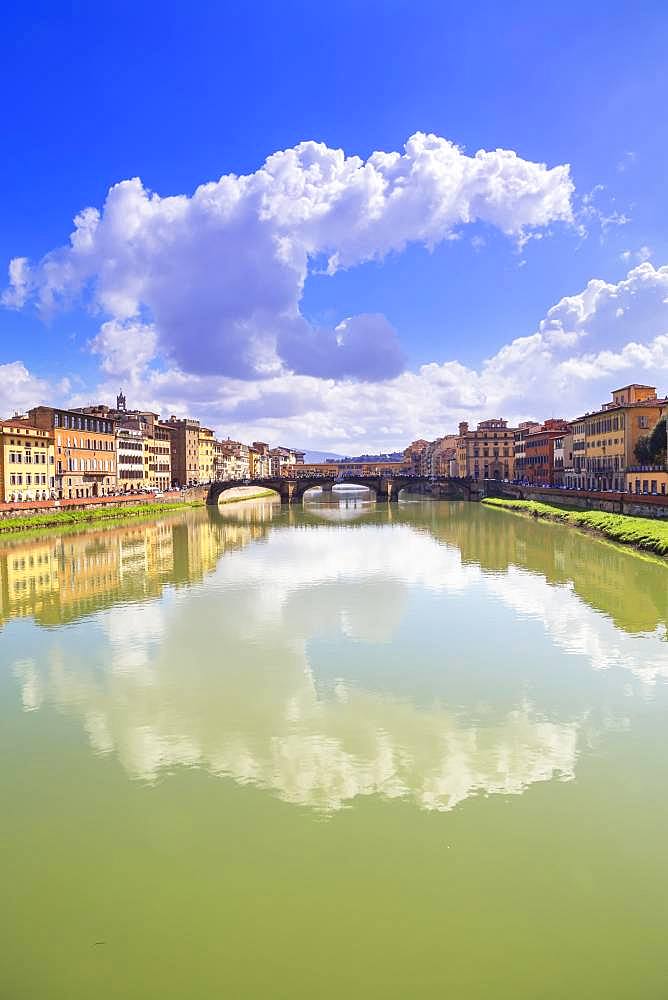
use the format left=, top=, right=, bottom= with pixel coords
left=0, top=361, right=63, bottom=418
left=4, top=133, right=574, bottom=382
left=73, top=262, right=668, bottom=451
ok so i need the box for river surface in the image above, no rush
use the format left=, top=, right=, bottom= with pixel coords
left=1, top=495, right=667, bottom=999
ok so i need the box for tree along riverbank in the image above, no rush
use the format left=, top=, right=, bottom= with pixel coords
left=0, top=500, right=205, bottom=535
left=482, top=497, right=668, bottom=558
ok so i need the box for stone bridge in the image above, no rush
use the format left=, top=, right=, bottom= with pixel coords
left=207, top=475, right=481, bottom=505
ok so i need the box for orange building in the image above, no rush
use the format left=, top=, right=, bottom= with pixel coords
left=519, top=419, right=571, bottom=485
left=26, top=406, right=117, bottom=499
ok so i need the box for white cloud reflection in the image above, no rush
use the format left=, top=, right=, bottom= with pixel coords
left=9, top=518, right=666, bottom=812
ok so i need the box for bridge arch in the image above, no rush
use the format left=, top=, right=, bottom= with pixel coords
left=291, top=477, right=380, bottom=502
left=207, top=479, right=286, bottom=505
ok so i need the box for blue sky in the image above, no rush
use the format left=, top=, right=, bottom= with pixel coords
left=2, top=0, right=668, bottom=450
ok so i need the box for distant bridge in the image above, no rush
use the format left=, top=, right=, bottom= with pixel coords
left=207, top=475, right=481, bottom=505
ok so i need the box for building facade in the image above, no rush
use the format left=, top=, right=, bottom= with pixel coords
left=198, top=427, right=216, bottom=483
left=0, top=420, right=55, bottom=502
left=520, top=419, right=571, bottom=485
left=147, top=424, right=172, bottom=491
left=215, top=439, right=251, bottom=481
left=27, top=406, right=116, bottom=498
left=269, top=447, right=305, bottom=477
left=115, top=427, right=145, bottom=492
left=553, top=432, right=573, bottom=486
left=249, top=442, right=271, bottom=479
left=625, top=399, right=668, bottom=495
left=425, top=436, right=459, bottom=476
left=513, top=421, right=541, bottom=481
left=456, top=419, right=517, bottom=481
left=564, top=384, right=668, bottom=491
left=403, top=439, right=431, bottom=475
left=162, top=416, right=201, bottom=486
left=78, top=399, right=171, bottom=493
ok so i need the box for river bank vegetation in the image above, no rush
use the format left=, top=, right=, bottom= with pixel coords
left=0, top=500, right=204, bottom=535
left=482, top=497, right=668, bottom=557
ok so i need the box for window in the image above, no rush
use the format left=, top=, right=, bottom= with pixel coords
left=638, top=415, right=649, bottom=429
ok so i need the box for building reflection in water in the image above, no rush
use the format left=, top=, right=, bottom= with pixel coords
left=3, top=498, right=667, bottom=813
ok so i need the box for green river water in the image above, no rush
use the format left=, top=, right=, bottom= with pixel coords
left=1, top=495, right=667, bottom=999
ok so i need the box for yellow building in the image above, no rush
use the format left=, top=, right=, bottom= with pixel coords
left=0, top=536, right=60, bottom=627
left=0, top=420, right=56, bottom=503
left=146, top=425, right=171, bottom=491
left=625, top=468, right=668, bottom=496
left=198, top=427, right=215, bottom=484
left=566, top=384, right=667, bottom=492
left=625, top=397, right=668, bottom=496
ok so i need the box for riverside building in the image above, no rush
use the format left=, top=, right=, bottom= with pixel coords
left=27, top=406, right=116, bottom=499
left=162, top=416, right=201, bottom=487
left=249, top=442, right=271, bottom=479
left=198, top=427, right=216, bottom=484
left=564, top=384, right=668, bottom=492
left=0, top=420, right=55, bottom=502
left=456, top=419, right=517, bottom=481
left=115, top=427, right=145, bottom=491
left=269, top=447, right=305, bottom=477
left=77, top=397, right=172, bottom=492
left=518, top=419, right=571, bottom=485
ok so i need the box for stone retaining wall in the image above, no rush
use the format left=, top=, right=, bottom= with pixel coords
left=489, top=483, right=668, bottom=519
left=0, top=487, right=207, bottom=521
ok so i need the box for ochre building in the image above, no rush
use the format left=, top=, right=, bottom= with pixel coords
left=565, top=384, right=668, bottom=491
left=162, top=416, right=201, bottom=487
left=0, top=420, right=55, bottom=503
left=456, top=419, right=517, bottom=481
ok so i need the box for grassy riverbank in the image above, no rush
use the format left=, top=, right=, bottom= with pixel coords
left=482, top=497, right=668, bottom=557
left=0, top=500, right=204, bottom=535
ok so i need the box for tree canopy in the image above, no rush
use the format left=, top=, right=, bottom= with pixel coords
left=634, top=417, right=667, bottom=466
